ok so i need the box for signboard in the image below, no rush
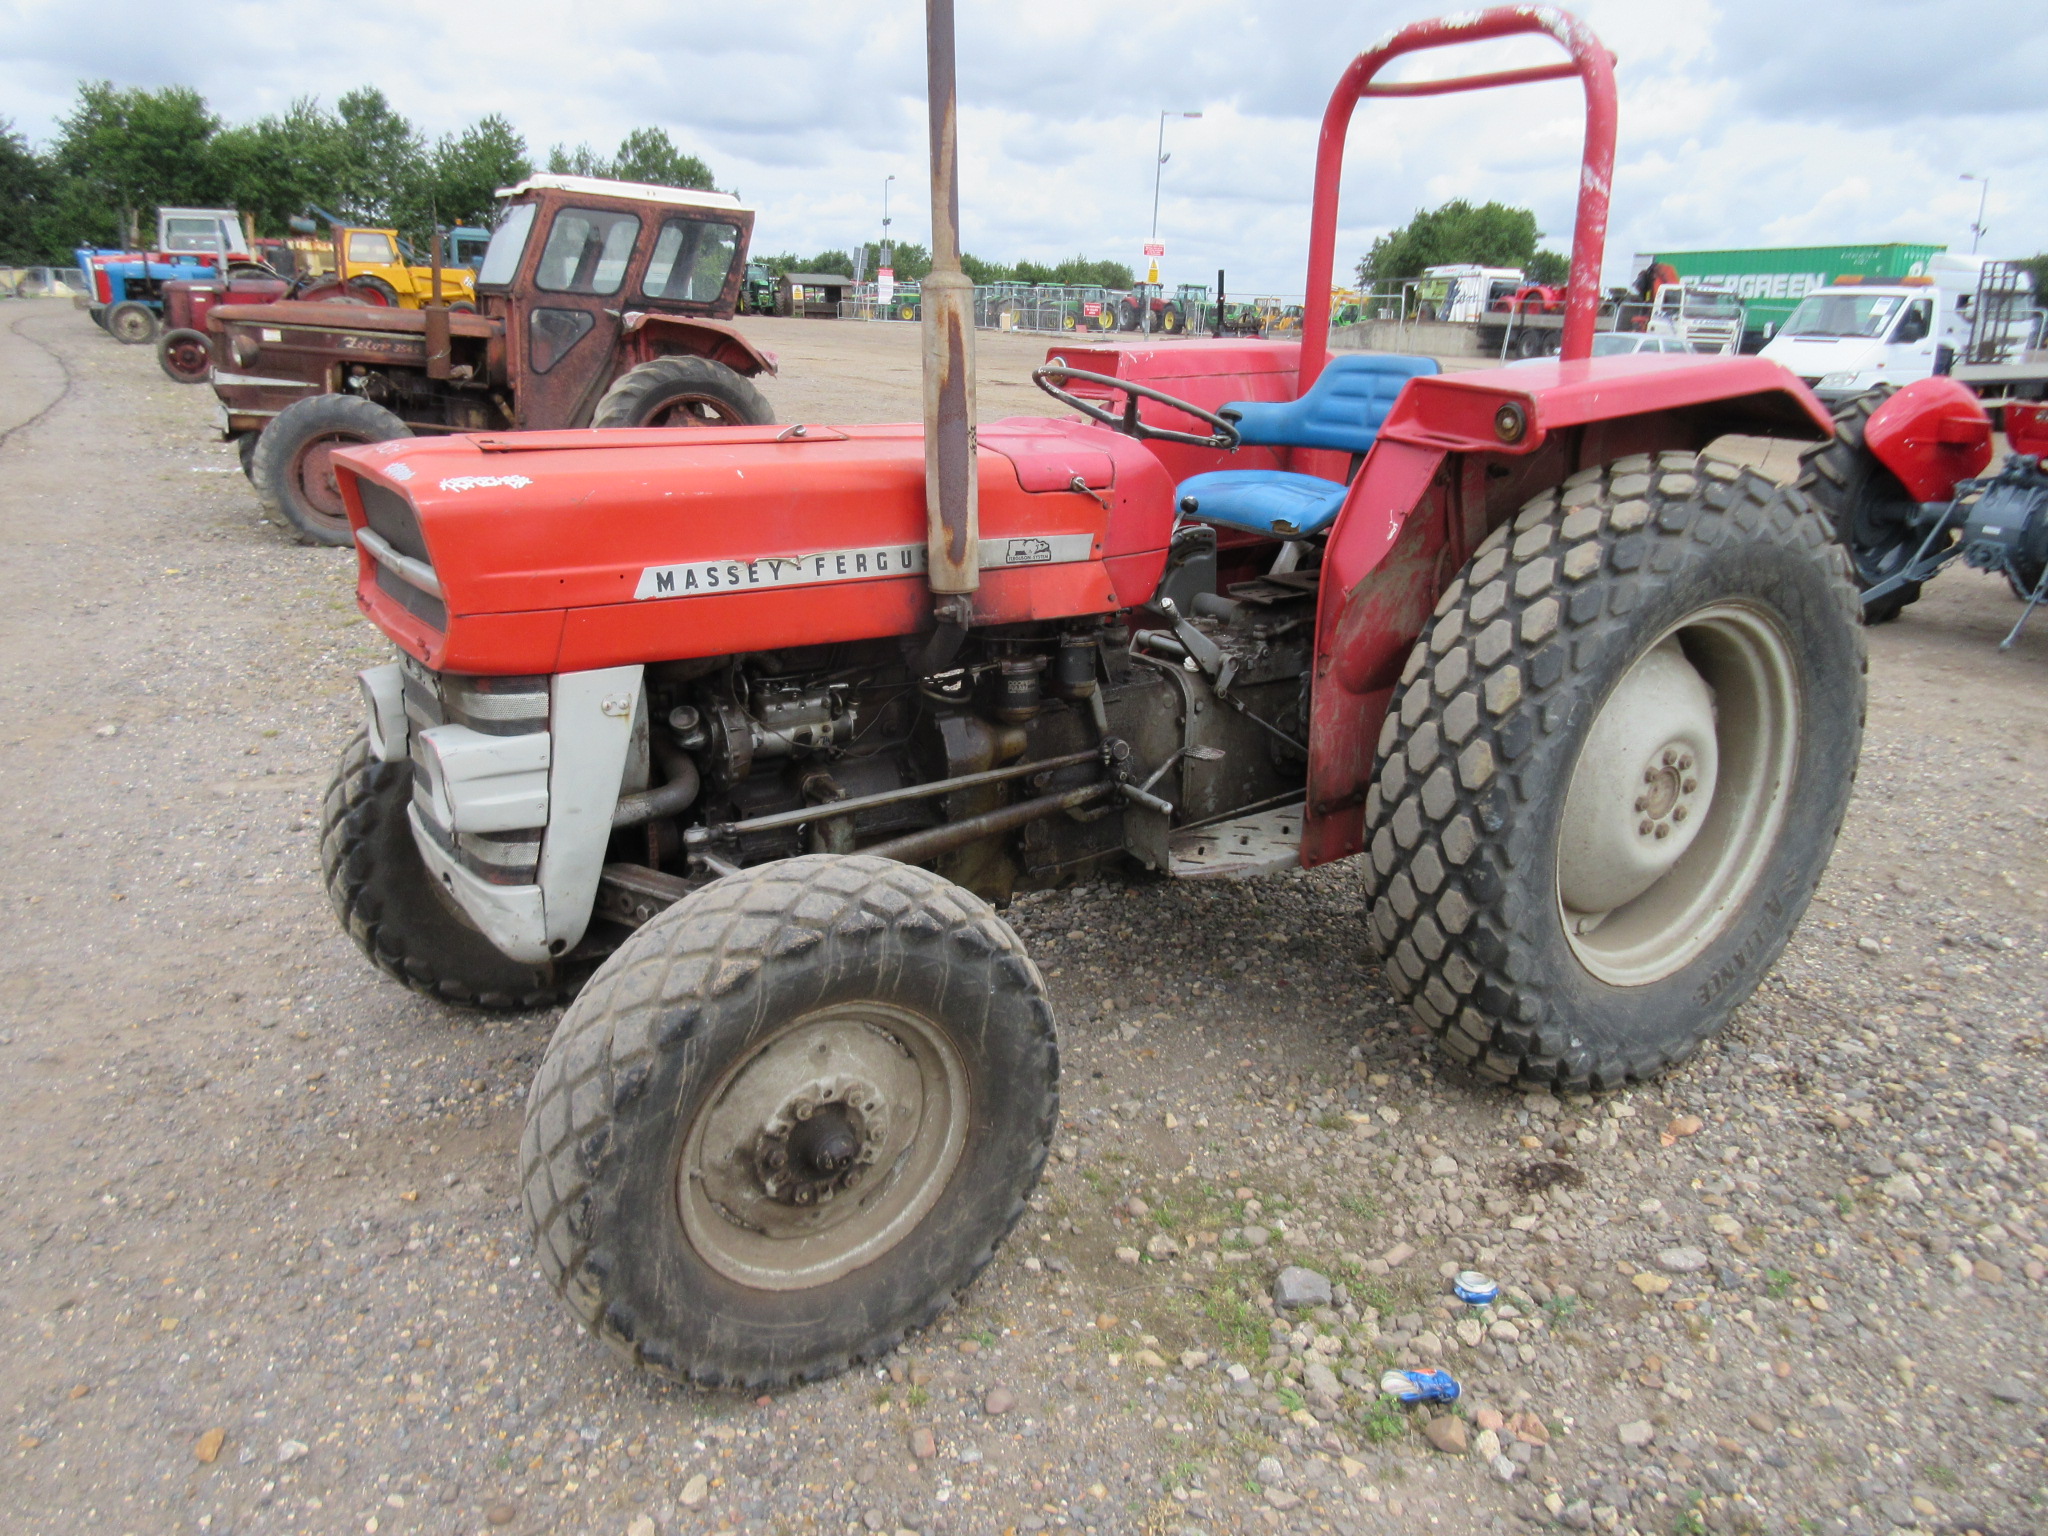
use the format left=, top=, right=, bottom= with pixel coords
left=1082, top=302, right=1101, bottom=317
left=1143, top=242, right=1165, bottom=257
left=877, top=267, right=894, bottom=306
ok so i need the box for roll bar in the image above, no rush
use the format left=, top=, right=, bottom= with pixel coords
left=1299, top=7, right=1618, bottom=384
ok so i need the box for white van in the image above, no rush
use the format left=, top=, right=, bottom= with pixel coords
left=1761, top=253, right=2036, bottom=404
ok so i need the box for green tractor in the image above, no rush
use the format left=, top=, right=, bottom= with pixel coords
left=739, top=260, right=777, bottom=315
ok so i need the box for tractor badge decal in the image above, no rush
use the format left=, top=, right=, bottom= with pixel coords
left=634, top=533, right=1093, bottom=601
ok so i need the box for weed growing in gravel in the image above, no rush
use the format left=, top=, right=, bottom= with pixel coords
left=1924, top=1464, right=1960, bottom=1491
left=1673, top=1491, right=1709, bottom=1535
left=1541, top=1294, right=1580, bottom=1321
left=1763, top=1267, right=1798, bottom=1298
left=1357, top=1399, right=1408, bottom=1443
left=905, top=1386, right=929, bottom=1409
left=1276, top=1385, right=1305, bottom=1413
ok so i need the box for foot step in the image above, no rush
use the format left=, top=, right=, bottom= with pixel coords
left=1167, top=803, right=1304, bottom=881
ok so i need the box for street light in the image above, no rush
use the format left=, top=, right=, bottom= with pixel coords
left=882, top=173, right=896, bottom=266
left=1151, top=110, right=1203, bottom=242
left=1961, top=173, right=1989, bottom=254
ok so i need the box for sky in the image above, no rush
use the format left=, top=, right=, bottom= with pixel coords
left=5, top=0, right=2046, bottom=296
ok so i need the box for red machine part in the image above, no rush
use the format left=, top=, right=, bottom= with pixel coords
left=1863, top=377, right=1995, bottom=503
left=1300, top=8, right=1617, bottom=384
left=2003, top=400, right=2048, bottom=460
left=337, top=416, right=1174, bottom=676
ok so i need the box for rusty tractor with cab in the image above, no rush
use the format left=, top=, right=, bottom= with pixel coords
left=316, top=8, right=1864, bottom=1389
left=209, top=175, right=777, bottom=546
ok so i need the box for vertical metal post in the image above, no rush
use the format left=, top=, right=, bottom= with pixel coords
left=424, top=228, right=452, bottom=381
left=1215, top=268, right=1225, bottom=337
left=922, top=0, right=979, bottom=608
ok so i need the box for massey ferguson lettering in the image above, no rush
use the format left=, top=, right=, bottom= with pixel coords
left=634, top=534, right=1093, bottom=600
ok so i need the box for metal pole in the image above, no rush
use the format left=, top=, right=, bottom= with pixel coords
left=1963, top=174, right=1989, bottom=254
left=921, top=0, right=979, bottom=610
left=1152, top=113, right=1167, bottom=241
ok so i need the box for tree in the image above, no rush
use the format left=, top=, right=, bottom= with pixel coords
left=0, top=119, right=54, bottom=263
left=418, top=115, right=531, bottom=232
left=50, top=82, right=223, bottom=248
left=1356, top=199, right=1565, bottom=287
left=209, top=97, right=350, bottom=238
left=858, top=240, right=931, bottom=281
left=546, top=128, right=713, bottom=192
left=2020, top=255, right=2048, bottom=298
left=1526, top=249, right=1570, bottom=285
left=334, top=88, right=425, bottom=225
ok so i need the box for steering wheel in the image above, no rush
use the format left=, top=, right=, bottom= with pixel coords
left=1032, top=362, right=1241, bottom=450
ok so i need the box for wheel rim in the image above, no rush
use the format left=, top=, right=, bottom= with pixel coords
left=1556, top=604, right=1799, bottom=986
left=289, top=433, right=363, bottom=535
left=112, top=309, right=151, bottom=342
left=1846, top=494, right=1923, bottom=587
left=679, top=1001, right=970, bottom=1292
left=644, top=393, right=748, bottom=427
left=163, top=336, right=210, bottom=381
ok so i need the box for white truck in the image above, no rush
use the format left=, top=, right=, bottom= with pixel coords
left=1761, top=253, right=2045, bottom=406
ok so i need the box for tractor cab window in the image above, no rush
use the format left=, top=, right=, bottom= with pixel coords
left=535, top=208, right=640, bottom=296
left=641, top=218, right=740, bottom=303
left=1892, top=299, right=1932, bottom=345
left=163, top=217, right=229, bottom=254
left=347, top=231, right=398, bottom=266
left=478, top=203, right=536, bottom=287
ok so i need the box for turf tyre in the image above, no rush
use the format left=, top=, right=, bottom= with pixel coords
left=1362, top=452, right=1865, bottom=1090
left=1794, top=386, right=1926, bottom=623
left=589, top=355, right=773, bottom=429
left=320, top=730, right=569, bottom=1010
left=251, top=394, right=411, bottom=545
left=519, top=853, right=1058, bottom=1388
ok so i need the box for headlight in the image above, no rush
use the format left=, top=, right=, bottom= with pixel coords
left=1817, top=371, right=1861, bottom=390
left=231, top=333, right=261, bottom=367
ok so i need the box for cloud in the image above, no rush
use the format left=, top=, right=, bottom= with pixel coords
left=4, top=0, right=2046, bottom=292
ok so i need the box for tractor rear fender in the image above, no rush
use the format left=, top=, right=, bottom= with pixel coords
left=618, top=313, right=778, bottom=378
left=1862, top=376, right=1994, bottom=502
left=1300, top=355, right=1835, bottom=867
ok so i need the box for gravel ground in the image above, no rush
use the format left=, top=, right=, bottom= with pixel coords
left=1, top=299, right=2044, bottom=1536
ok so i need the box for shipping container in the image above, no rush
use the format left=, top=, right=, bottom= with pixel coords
left=1634, top=243, right=1945, bottom=349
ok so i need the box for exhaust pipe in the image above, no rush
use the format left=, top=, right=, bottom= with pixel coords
left=921, top=0, right=979, bottom=631
left=424, top=227, right=452, bottom=382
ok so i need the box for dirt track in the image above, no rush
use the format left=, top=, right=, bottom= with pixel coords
left=1, top=299, right=2044, bottom=1536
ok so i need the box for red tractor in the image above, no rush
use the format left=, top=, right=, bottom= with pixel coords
left=318, top=8, right=1862, bottom=1389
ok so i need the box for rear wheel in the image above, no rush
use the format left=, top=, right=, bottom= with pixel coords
left=322, top=731, right=569, bottom=1009
left=346, top=274, right=401, bottom=306
left=589, top=355, right=774, bottom=429
left=1795, top=386, right=1928, bottom=622
left=520, top=854, right=1057, bottom=1387
left=106, top=301, right=157, bottom=345
left=250, top=394, right=411, bottom=545
left=1363, top=453, right=1865, bottom=1089
left=156, top=327, right=212, bottom=383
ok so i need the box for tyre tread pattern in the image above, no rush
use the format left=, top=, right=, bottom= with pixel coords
left=590, top=355, right=774, bottom=429
left=519, top=853, right=1057, bottom=1389
left=1361, top=452, right=1864, bottom=1090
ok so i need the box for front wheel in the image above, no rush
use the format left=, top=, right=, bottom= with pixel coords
left=589, top=355, right=774, bottom=428
left=106, top=301, right=157, bottom=344
left=1363, top=452, right=1865, bottom=1089
left=156, top=327, right=213, bottom=383
left=250, top=394, right=412, bottom=545
left=321, top=731, right=569, bottom=1009
left=520, top=854, right=1058, bottom=1388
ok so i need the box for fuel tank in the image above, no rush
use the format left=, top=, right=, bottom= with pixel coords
left=334, top=416, right=1178, bottom=674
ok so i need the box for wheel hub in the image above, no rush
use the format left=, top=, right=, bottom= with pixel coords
left=1557, top=638, right=1720, bottom=920
left=752, top=1076, right=887, bottom=1206
left=679, top=1003, right=969, bottom=1292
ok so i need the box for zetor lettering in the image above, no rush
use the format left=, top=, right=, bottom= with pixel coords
left=312, top=6, right=1869, bottom=1395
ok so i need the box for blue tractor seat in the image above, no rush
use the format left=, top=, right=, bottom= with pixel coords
left=1175, top=353, right=1439, bottom=538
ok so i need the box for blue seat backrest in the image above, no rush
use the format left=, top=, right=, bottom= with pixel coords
left=1224, top=353, right=1440, bottom=456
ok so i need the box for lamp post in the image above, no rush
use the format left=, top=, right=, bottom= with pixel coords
left=882, top=173, right=896, bottom=267
left=1961, top=173, right=1989, bottom=254
left=1151, top=110, right=1203, bottom=243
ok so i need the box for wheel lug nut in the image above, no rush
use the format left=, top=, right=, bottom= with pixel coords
left=1662, top=749, right=1677, bottom=767
left=1654, top=823, right=1671, bottom=840
left=1672, top=805, right=1688, bottom=823
left=1638, top=818, right=1653, bottom=836
left=765, top=1147, right=787, bottom=1170
left=1682, top=778, right=1697, bottom=794
left=1678, top=754, right=1693, bottom=770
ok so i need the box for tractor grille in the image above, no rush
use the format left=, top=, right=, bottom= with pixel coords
left=400, top=657, right=552, bottom=884
left=359, top=480, right=447, bottom=631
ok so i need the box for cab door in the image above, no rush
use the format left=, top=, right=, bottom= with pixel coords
left=511, top=203, right=644, bottom=428
left=1881, top=297, right=1936, bottom=383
